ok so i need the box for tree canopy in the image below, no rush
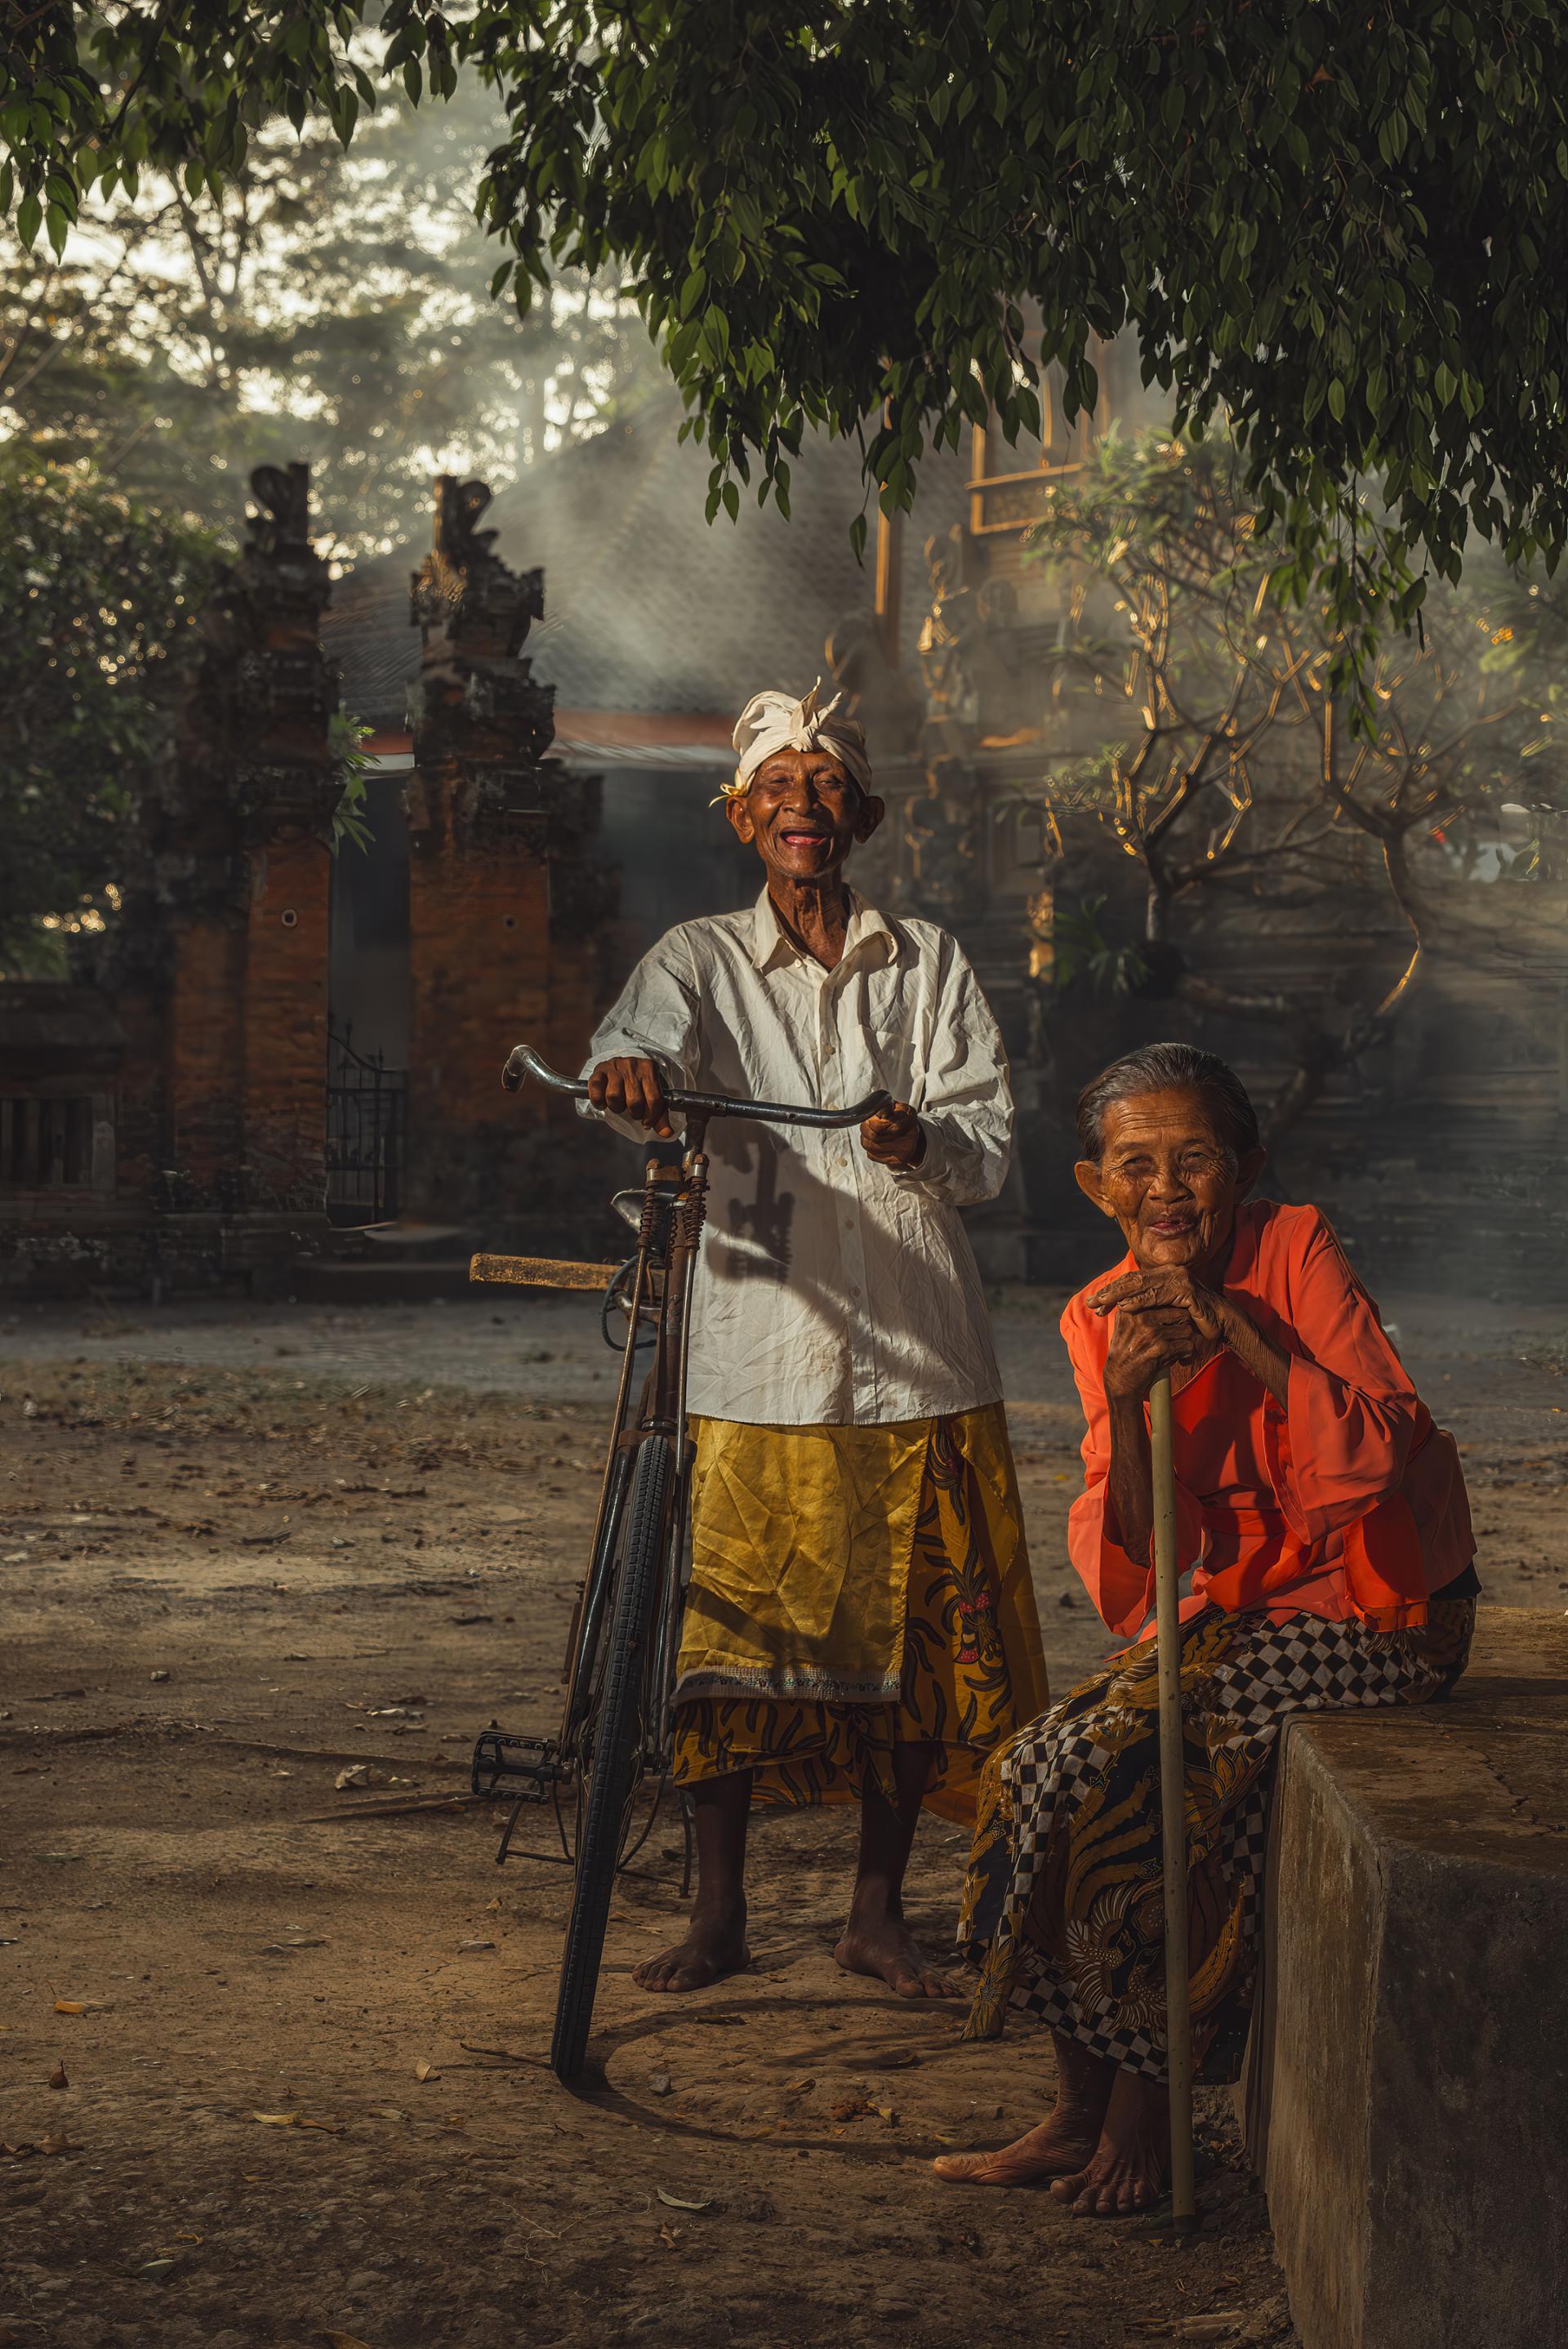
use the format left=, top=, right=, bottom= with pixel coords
left=7, top=4, right=1568, bottom=649
left=1016, top=431, right=1566, bottom=1141
left=0, top=452, right=221, bottom=973
left=0, top=74, right=649, bottom=559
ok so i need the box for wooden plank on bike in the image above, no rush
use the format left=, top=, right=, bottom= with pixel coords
left=470, top=1251, right=620, bottom=1291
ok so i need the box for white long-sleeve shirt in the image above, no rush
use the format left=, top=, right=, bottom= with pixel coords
left=581, top=885, right=1011, bottom=1427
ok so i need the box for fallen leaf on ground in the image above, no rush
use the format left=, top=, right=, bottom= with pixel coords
left=656, top=2188, right=710, bottom=2212
left=53, top=1997, right=110, bottom=2015
left=830, top=2098, right=870, bottom=2124
left=455, top=1939, right=495, bottom=1952
left=47, top=2062, right=68, bottom=2090
left=251, top=2112, right=301, bottom=2126
left=2, top=2135, right=71, bottom=2159
left=414, top=2060, right=439, bottom=2083
left=657, top=2225, right=683, bottom=2248
left=134, top=2258, right=176, bottom=2280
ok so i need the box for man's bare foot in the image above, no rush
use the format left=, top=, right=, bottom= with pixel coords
left=833, top=1914, right=952, bottom=1999
left=933, top=2035, right=1114, bottom=2184
left=632, top=1908, right=749, bottom=1993
left=1050, top=2068, right=1171, bottom=2217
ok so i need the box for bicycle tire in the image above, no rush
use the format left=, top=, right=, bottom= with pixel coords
left=550, top=1433, right=673, bottom=2083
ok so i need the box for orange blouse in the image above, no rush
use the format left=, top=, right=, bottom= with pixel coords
left=1062, top=1200, right=1475, bottom=1641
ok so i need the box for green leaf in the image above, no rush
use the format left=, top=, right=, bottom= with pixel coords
left=16, top=189, right=40, bottom=250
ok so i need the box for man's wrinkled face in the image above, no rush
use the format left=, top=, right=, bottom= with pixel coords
left=1074, top=1086, right=1263, bottom=1273
left=724, top=747, right=884, bottom=885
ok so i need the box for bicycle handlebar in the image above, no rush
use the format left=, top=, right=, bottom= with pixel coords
left=501, top=1043, right=893, bottom=1130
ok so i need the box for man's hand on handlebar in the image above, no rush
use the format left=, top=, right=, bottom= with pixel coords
left=587, top=1056, right=674, bottom=1138
left=860, top=1099, right=926, bottom=1170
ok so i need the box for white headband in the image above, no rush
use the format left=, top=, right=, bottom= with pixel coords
left=720, top=678, right=873, bottom=801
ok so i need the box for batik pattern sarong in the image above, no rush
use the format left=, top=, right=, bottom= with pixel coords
left=671, top=1409, right=1049, bottom=1825
left=956, top=1598, right=1474, bottom=2079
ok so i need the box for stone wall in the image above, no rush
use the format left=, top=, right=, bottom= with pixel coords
left=1247, top=1607, right=1568, bottom=2348
left=2, top=465, right=339, bottom=1295
left=1, top=461, right=621, bottom=1296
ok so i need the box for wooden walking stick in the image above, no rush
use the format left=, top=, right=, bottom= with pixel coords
left=1148, top=1367, right=1197, bottom=2230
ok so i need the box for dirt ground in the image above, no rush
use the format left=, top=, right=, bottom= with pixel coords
left=2, top=1282, right=1564, bottom=2349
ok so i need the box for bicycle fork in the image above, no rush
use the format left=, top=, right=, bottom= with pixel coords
left=470, top=1130, right=707, bottom=1847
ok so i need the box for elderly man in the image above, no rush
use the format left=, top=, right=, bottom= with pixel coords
left=582, top=681, right=1048, bottom=1998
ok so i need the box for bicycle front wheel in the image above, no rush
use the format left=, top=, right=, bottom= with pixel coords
left=550, top=1433, right=673, bottom=2084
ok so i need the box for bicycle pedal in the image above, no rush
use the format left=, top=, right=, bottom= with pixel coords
left=470, top=1724, right=561, bottom=1802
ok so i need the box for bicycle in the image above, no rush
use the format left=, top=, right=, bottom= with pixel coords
left=467, top=1044, right=892, bottom=2083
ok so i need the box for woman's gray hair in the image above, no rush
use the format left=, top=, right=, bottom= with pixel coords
left=1075, top=1042, right=1261, bottom=1161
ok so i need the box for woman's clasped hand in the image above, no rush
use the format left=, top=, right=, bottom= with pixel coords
left=1090, top=1264, right=1226, bottom=1398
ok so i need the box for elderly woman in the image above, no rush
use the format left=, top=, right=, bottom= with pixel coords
left=935, top=1041, right=1477, bottom=2217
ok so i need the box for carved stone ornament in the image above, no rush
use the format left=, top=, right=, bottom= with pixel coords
left=246, top=461, right=314, bottom=559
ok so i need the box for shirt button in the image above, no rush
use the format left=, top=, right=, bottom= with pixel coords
left=849, top=1283, right=862, bottom=1299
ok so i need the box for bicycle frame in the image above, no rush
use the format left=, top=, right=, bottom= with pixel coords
left=469, top=1048, right=891, bottom=1867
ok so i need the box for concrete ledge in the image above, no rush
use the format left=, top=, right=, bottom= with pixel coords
left=1246, top=1607, right=1568, bottom=2349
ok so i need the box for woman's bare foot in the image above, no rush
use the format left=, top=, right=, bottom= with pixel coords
left=933, top=2036, right=1115, bottom=2184
left=1050, top=2068, right=1171, bottom=2217
left=632, top=1903, right=750, bottom=1993
left=932, top=2108, right=1104, bottom=2186
left=833, top=1911, right=952, bottom=1998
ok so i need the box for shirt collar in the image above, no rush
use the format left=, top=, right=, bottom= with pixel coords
left=748, top=885, right=898, bottom=974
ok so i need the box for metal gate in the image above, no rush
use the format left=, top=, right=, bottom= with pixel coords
left=325, top=1022, right=406, bottom=1227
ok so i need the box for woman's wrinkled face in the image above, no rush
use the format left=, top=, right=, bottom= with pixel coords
left=1075, top=1086, right=1262, bottom=1273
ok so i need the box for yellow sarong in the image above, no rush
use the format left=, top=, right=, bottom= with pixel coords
left=670, top=1404, right=1048, bottom=1825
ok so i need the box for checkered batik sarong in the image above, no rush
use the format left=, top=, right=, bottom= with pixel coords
left=956, top=1598, right=1475, bottom=2083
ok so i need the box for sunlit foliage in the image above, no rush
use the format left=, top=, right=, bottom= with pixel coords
left=7, top=4, right=1568, bottom=665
